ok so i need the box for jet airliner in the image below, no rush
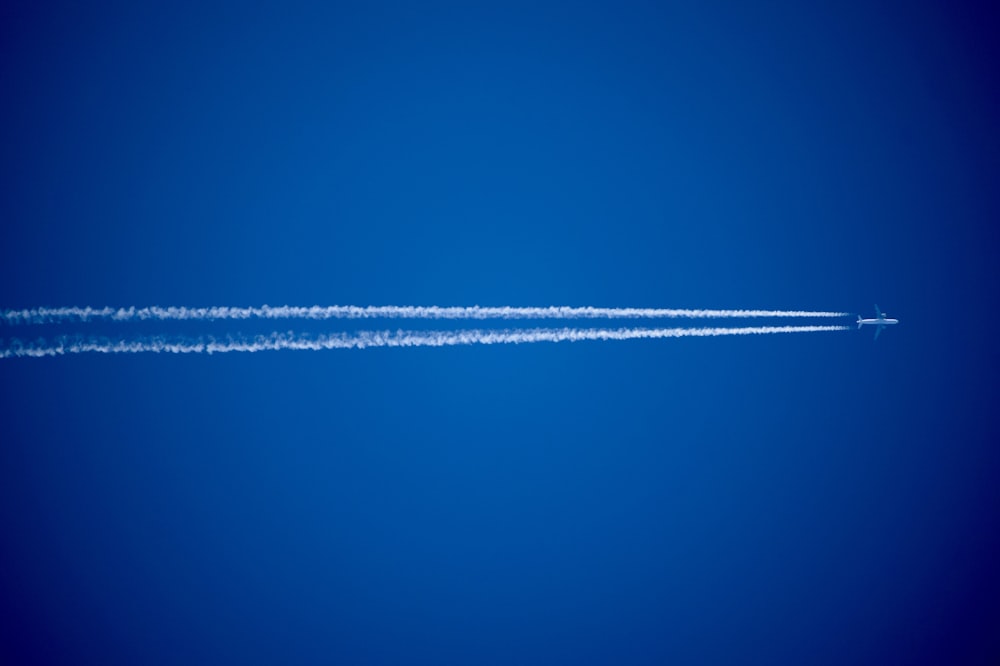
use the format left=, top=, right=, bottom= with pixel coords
left=857, top=305, right=898, bottom=340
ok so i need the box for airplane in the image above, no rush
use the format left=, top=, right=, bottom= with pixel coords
left=857, top=304, right=898, bottom=340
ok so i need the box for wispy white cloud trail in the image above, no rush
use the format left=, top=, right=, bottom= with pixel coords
left=0, top=305, right=851, bottom=324
left=0, top=325, right=849, bottom=358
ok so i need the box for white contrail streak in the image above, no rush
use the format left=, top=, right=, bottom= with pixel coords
left=0, top=325, right=850, bottom=358
left=0, top=305, right=851, bottom=324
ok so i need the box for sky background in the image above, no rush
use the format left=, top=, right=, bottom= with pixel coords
left=1, top=2, right=998, bottom=664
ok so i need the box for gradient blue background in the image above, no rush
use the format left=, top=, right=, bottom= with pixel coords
left=2, top=3, right=998, bottom=664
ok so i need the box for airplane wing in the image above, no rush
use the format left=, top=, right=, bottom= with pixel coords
left=875, top=304, right=883, bottom=318
left=874, top=324, right=883, bottom=340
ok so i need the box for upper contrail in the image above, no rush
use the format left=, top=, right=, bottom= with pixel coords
left=0, top=325, right=850, bottom=358
left=0, top=305, right=851, bottom=325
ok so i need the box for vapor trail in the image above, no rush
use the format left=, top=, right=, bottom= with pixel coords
left=0, top=325, right=849, bottom=358
left=0, top=305, right=851, bottom=325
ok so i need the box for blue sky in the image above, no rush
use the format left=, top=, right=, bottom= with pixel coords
left=1, top=3, right=998, bottom=664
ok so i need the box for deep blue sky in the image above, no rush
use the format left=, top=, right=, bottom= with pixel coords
left=2, top=3, right=998, bottom=664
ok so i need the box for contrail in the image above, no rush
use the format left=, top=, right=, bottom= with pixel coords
left=0, top=305, right=851, bottom=325
left=0, top=325, right=850, bottom=358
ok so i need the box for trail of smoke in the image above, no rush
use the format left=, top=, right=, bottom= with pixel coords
left=0, top=325, right=850, bottom=358
left=0, top=305, right=852, bottom=324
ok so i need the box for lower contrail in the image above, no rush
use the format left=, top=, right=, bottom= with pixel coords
left=0, top=305, right=851, bottom=325
left=0, top=325, right=849, bottom=358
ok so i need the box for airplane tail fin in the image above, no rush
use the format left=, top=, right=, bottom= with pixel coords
left=857, top=316, right=863, bottom=329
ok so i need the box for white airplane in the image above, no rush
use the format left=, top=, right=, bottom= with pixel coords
left=857, top=304, right=898, bottom=340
